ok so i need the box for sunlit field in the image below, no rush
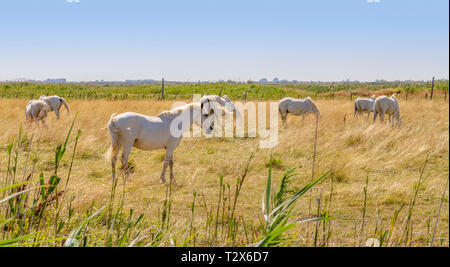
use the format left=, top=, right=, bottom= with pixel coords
left=0, top=96, right=448, bottom=247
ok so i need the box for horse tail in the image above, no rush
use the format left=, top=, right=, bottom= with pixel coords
left=105, top=113, right=120, bottom=161
left=354, top=100, right=358, bottom=116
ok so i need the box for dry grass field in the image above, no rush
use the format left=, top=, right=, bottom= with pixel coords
left=0, top=97, right=448, bottom=247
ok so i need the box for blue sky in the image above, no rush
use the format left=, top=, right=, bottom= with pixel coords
left=0, top=0, right=448, bottom=82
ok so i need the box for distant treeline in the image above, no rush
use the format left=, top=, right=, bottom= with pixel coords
left=0, top=80, right=448, bottom=100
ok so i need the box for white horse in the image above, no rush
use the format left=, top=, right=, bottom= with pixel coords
left=25, top=99, right=51, bottom=126
left=200, top=95, right=241, bottom=118
left=39, top=95, right=70, bottom=119
left=106, top=102, right=215, bottom=184
left=373, top=94, right=402, bottom=126
left=278, top=97, right=320, bottom=124
left=354, top=95, right=376, bottom=120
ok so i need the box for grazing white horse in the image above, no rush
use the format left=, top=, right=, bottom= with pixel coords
left=25, top=100, right=51, bottom=126
left=373, top=94, right=402, bottom=126
left=39, top=95, right=70, bottom=119
left=200, top=95, right=241, bottom=118
left=278, top=97, right=320, bottom=124
left=106, top=103, right=215, bottom=184
left=354, top=95, right=376, bottom=120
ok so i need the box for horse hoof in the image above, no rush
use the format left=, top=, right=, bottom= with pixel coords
left=160, top=179, right=167, bottom=184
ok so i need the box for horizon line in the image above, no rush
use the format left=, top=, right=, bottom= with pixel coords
left=1, top=77, right=449, bottom=84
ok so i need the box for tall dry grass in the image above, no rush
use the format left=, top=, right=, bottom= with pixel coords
left=0, top=97, right=448, bottom=246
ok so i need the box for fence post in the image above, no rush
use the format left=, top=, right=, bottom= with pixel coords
left=430, top=76, right=435, bottom=100
left=161, top=78, right=165, bottom=100
left=350, top=92, right=353, bottom=101
left=425, top=93, right=428, bottom=100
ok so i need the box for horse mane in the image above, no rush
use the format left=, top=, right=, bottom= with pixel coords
left=305, top=96, right=317, bottom=104
left=158, top=103, right=197, bottom=118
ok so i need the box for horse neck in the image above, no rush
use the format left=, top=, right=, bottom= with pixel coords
left=167, top=104, right=198, bottom=126
left=186, top=104, right=197, bottom=126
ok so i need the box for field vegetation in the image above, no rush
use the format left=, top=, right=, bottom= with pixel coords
left=0, top=85, right=448, bottom=247
left=1, top=80, right=448, bottom=100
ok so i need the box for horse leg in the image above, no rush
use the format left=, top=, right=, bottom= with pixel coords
left=55, top=105, right=61, bottom=120
left=121, top=143, right=133, bottom=178
left=38, top=111, right=47, bottom=127
left=280, top=111, right=287, bottom=125
left=379, top=112, right=385, bottom=123
left=110, top=144, right=120, bottom=181
left=160, top=149, right=173, bottom=184
left=367, top=112, right=370, bottom=121
left=373, top=110, right=378, bottom=123
left=54, top=108, right=60, bottom=120
left=41, top=118, right=48, bottom=128
left=165, top=147, right=177, bottom=185
left=169, top=159, right=177, bottom=186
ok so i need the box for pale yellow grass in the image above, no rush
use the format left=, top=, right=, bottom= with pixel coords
left=0, top=98, right=448, bottom=246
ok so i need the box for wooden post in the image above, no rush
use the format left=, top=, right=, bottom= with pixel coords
left=430, top=76, right=435, bottom=100
left=350, top=92, right=353, bottom=101
left=405, top=92, right=408, bottom=101
left=161, top=78, right=165, bottom=100
left=425, top=93, right=428, bottom=100
left=445, top=92, right=447, bottom=101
